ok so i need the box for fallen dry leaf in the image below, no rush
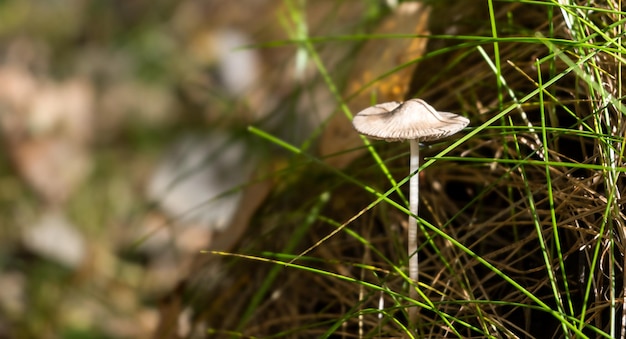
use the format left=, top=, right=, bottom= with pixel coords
left=319, top=2, right=431, bottom=169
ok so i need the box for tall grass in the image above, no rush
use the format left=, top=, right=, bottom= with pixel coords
left=206, top=0, right=626, bottom=337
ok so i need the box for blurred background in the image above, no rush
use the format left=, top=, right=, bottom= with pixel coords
left=0, top=0, right=411, bottom=337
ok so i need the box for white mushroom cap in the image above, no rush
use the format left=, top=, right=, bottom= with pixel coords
left=352, top=99, right=470, bottom=142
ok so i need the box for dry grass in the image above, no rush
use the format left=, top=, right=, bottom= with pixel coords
left=177, top=1, right=626, bottom=338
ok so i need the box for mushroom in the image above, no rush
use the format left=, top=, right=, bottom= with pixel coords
left=352, top=98, right=469, bottom=321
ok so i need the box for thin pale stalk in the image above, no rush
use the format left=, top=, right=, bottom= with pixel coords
left=407, top=139, right=420, bottom=326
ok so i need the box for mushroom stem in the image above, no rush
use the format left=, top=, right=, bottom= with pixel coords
left=351, top=98, right=469, bottom=329
left=408, top=139, right=420, bottom=323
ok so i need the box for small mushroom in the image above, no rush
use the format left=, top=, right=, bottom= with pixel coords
left=352, top=98, right=469, bottom=321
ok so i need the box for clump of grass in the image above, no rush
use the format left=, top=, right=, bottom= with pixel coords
left=189, top=0, right=625, bottom=338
